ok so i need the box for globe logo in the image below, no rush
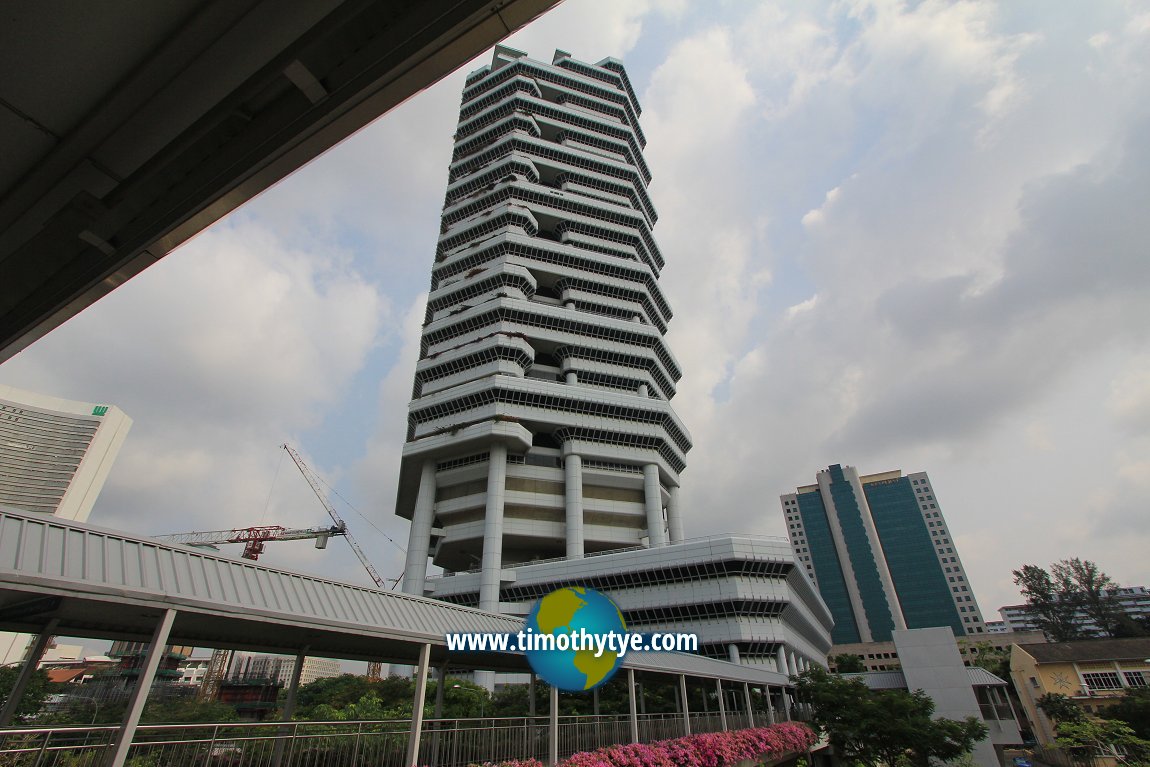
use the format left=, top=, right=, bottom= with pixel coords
left=524, top=586, right=627, bottom=692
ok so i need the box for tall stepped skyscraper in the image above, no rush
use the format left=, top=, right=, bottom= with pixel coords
left=395, top=46, right=691, bottom=612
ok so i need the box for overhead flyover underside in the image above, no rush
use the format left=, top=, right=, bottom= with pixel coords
left=0, top=0, right=560, bottom=363
left=0, top=507, right=794, bottom=687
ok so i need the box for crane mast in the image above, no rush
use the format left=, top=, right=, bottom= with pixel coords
left=282, top=444, right=393, bottom=681
left=281, top=444, right=388, bottom=590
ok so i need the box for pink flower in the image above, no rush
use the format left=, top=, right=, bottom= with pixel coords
left=557, top=722, right=816, bottom=767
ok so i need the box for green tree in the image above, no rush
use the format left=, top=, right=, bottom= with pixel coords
left=1104, top=687, right=1150, bottom=740
left=141, top=698, right=239, bottom=724
left=794, top=666, right=987, bottom=767
left=968, top=643, right=1011, bottom=681
left=1037, top=693, right=1086, bottom=725
left=295, top=674, right=415, bottom=719
left=1013, top=564, right=1084, bottom=642
left=0, top=666, right=53, bottom=723
left=1053, top=558, right=1122, bottom=637
left=1055, top=718, right=1150, bottom=765
left=1013, top=558, right=1128, bottom=640
left=831, top=654, right=865, bottom=673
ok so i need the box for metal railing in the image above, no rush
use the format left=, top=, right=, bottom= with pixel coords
left=978, top=702, right=1016, bottom=721
left=0, top=708, right=796, bottom=767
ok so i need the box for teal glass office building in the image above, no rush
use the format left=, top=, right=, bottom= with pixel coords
left=781, top=464, right=986, bottom=644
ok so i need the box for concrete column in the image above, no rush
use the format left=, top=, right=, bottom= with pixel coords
left=565, top=371, right=578, bottom=385
left=476, top=444, right=506, bottom=693
left=679, top=675, right=691, bottom=735
left=643, top=464, right=666, bottom=547
left=405, top=643, right=432, bottom=767
left=564, top=453, right=584, bottom=559
left=765, top=686, right=777, bottom=725
left=479, top=443, right=508, bottom=611
left=403, top=460, right=437, bottom=596
left=666, top=485, right=684, bottom=543
left=715, top=679, right=727, bottom=731
left=108, top=609, right=176, bottom=767
left=788, top=652, right=798, bottom=677
left=782, top=687, right=792, bottom=721
left=0, top=618, right=58, bottom=726
left=727, top=644, right=740, bottom=664
left=743, top=683, right=755, bottom=728
left=548, top=685, right=559, bottom=766
left=776, top=646, right=786, bottom=675
left=637, top=383, right=649, bottom=397
left=627, top=669, right=639, bottom=743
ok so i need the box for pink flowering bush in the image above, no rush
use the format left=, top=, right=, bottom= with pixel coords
left=469, top=760, right=545, bottom=767
left=556, top=722, right=816, bottom=767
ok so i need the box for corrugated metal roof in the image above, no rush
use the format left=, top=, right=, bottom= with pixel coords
left=843, top=666, right=1009, bottom=690
left=1017, top=637, right=1150, bottom=664
left=842, top=670, right=907, bottom=689
left=0, top=508, right=795, bottom=685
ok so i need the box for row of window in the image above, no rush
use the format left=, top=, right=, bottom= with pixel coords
left=0, top=405, right=104, bottom=432
left=462, top=59, right=642, bottom=139
left=454, top=97, right=647, bottom=210
left=432, top=237, right=669, bottom=321
left=452, top=114, right=540, bottom=164
left=555, top=57, right=641, bottom=120
left=420, top=305, right=681, bottom=386
left=437, top=207, right=538, bottom=256
left=410, top=386, right=690, bottom=453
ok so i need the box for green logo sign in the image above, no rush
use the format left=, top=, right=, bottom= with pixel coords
left=92, top=406, right=108, bottom=416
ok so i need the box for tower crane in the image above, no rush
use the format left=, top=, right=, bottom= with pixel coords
left=153, top=524, right=345, bottom=560
left=190, top=446, right=400, bottom=698
left=281, top=443, right=394, bottom=680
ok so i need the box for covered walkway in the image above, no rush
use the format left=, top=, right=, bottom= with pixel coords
left=0, top=508, right=804, bottom=766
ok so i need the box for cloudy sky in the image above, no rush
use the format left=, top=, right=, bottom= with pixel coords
left=3, top=0, right=1149, bottom=643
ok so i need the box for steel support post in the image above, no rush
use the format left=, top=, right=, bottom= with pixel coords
left=405, top=644, right=432, bottom=766
left=272, top=645, right=309, bottom=767
left=405, top=643, right=432, bottom=767
left=679, top=675, right=691, bottom=735
left=108, top=609, right=176, bottom=767
left=744, top=682, right=755, bottom=728
left=431, top=663, right=447, bottom=766
left=548, top=685, right=559, bottom=766
left=627, top=669, right=639, bottom=744
left=0, top=618, right=58, bottom=726
left=716, top=678, right=727, bottom=730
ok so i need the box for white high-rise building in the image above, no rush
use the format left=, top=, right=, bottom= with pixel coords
left=0, top=383, right=131, bottom=521
left=0, top=383, right=132, bottom=664
left=395, top=49, right=833, bottom=687
left=396, top=46, right=690, bottom=609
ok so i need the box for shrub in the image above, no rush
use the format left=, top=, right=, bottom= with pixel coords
left=556, top=722, right=817, bottom=767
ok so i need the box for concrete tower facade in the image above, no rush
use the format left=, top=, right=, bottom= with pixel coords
left=395, top=47, right=690, bottom=613
left=781, top=464, right=986, bottom=644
